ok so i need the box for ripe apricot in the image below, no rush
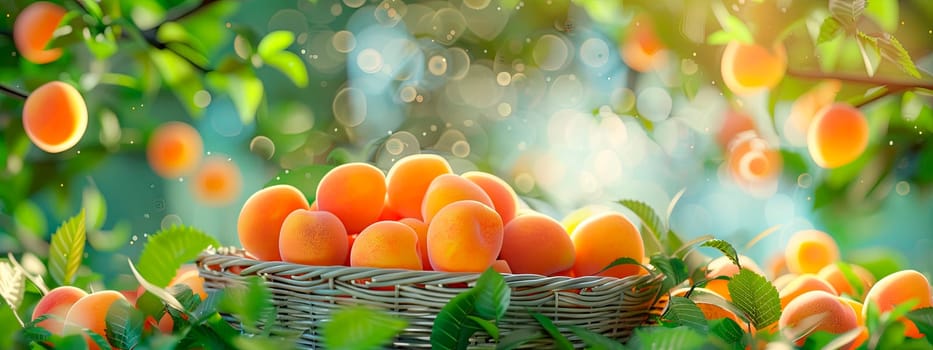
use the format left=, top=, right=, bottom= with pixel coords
left=491, top=260, right=512, bottom=274
left=705, top=255, right=764, bottom=301
left=779, top=274, right=838, bottom=308
left=14, top=2, right=65, bottom=64
left=190, top=156, right=242, bottom=206
left=773, top=273, right=799, bottom=291
left=350, top=221, right=422, bottom=270
left=316, top=162, right=387, bottom=234
left=785, top=229, right=840, bottom=274
left=63, top=290, right=127, bottom=350
left=377, top=200, right=403, bottom=221
left=721, top=41, right=787, bottom=96
left=427, top=200, right=504, bottom=272
left=238, top=184, right=311, bottom=261
left=817, top=263, right=875, bottom=298
left=279, top=209, right=348, bottom=266
left=560, top=205, right=610, bottom=235
left=570, top=212, right=644, bottom=278
left=499, top=214, right=574, bottom=276
left=386, top=154, right=453, bottom=219
left=783, top=80, right=841, bottom=146
left=421, top=174, right=493, bottom=223
left=399, top=218, right=430, bottom=270
left=31, top=286, right=87, bottom=335
left=838, top=297, right=868, bottom=349
left=779, top=291, right=858, bottom=347
left=462, top=171, right=519, bottom=224
left=863, top=270, right=933, bottom=338
left=147, top=121, right=204, bottom=178
left=717, top=110, right=756, bottom=150
left=807, top=103, right=869, bottom=169
left=673, top=288, right=746, bottom=329
left=620, top=16, right=666, bottom=72
left=22, top=81, right=88, bottom=153
left=767, top=254, right=789, bottom=279
left=727, top=133, right=782, bottom=194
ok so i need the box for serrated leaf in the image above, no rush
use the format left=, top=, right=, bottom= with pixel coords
left=431, top=291, right=479, bottom=350
left=219, top=276, right=275, bottom=334
left=856, top=31, right=880, bottom=77
left=568, top=326, right=626, bottom=350
left=876, top=33, right=921, bottom=78
left=651, top=255, right=689, bottom=291
left=664, top=296, right=708, bottom=332
left=49, top=209, right=86, bottom=286
left=531, top=313, right=573, bottom=350
left=322, top=306, right=408, bottom=350
left=258, top=31, right=295, bottom=59
left=467, top=315, right=500, bottom=340
left=727, top=269, right=781, bottom=329
left=496, top=328, right=546, bottom=350
left=473, top=268, right=510, bottom=321
left=86, top=329, right=113, bottom=350
left=105, top=298, right=144, bottom=350
left=829, top=0, right=866, bottom=29
left=167, top=284, right=201, bottom=312
left=136, top=225, right=218, bottom=288
left=700, top=239, right=741, bottom=269
left=20, top=321, right=52, bottom=343
left=709, top=318, right=745, bottom=345
left=817, top=17, right=843, bottom=44
left=264, top=51, right=308, bottom=87
left=629, top=326, right=706, bottom=350
left=0, top=261, right=26, bottom=310
left=906, top=308, right=933, bottom=342
left=128, top=259, right=184, bottom=312
left=619, top=199, right=665, bottom=254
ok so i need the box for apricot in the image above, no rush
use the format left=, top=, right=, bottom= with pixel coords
left=427, top=200, right=504, bottom=272
left=721, top=41, right=787, bottom=96
left=863, top=270, right=933, bottom=339
left=377, top=200, right=403, bottom=221
left=350, top=221, right=422, bottom=270
left=705, top=255, right=764, bottom=301
left=817, top=263, right=875, bottom=298
left=560, top=205, right=610, bottom=235
left=421, top=174, right=493, bottom=223
left=399, top=218, right=430, bottom=270
left=570, top=212, right=644, bottom=278
left=778, top=274, right=838, bottom=308
left=238, top=184, right=311, bottom=261
left=783, top=80, right=841, bottom=146
left=807, top=103, right=869, bottom=169
left=784, top=229, right=840, bottom=275
left=767, top=254, right=789, bottom=279
left=316, top=162, right=387, bottom=234
left=345, top=234, right=358, bottom=266
left=63, top=290, right=127, bottom=350
left=779, top=291, right=858, bottom=347
left=386, top=154, right=453, bottom=219
left=727, top=133, right=782, bottom=191
left=14, top=1, right=66, bottom=64
left=491, top=260, right=512, bottom=274
left=838, top=297, right=868, bottom=349
left=499, top=214, right=574, bottom=276
left=169, top=269, right=207, bottom=300
left=22, top=81, right=88, bottom=153
left=147, top=121, right=204, bottom=178
left=673, top=288, right=745, bottom=328
left=462, top=171, right=520, bottom=224
left=190, top=156, right=242, bottom=206
left=31, top=286, right=87, bottom=335
left=773, top=273, right=799, bottom=291
left=620, top=16, right=666, bottom=72
left=717, top=110, right=756, bottom=150
left=278, top=209, right=348, bottom=266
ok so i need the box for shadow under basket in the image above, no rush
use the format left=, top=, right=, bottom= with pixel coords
left=197, top=247, right=668, bottom=349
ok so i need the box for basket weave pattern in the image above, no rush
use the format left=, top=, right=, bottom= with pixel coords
left=197, top=247, right=666, bottom=349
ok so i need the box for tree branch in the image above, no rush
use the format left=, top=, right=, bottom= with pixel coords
left=786, top=69, right=933, bottom=90
left=0, top=84, right=29, bottom=100
left=142, top=0, right=222, bottom=36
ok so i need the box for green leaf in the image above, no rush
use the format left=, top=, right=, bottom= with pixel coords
left=568, top=326, right=626, bottom=350
left=878, top=320, right=907, bottom=349
left=856, top=30, right=881, bottom=77
left=618, top=199, right=665, bottom=254
left=322, top=306, right=408, bottom=350
left=905, top=308, right=933, bottom=341
left=208, top=66, right=264, bottom=125
left=709, top=1, right=753, bottom=44
left=167, top=284, right=201, bottom=312
left=709, top=318, right=745, bottom=345
left=258, top=31, right=295, bottom=59
left=20, top=318, right=53, bottom=343
left=264, top=51, right=309, bottom=87
left=865, top=0, right=899, bottom=32
left=473, top=268, right=511, bottom=321
left=431, top=291, right=479, bottom=350
left=86, top=329, right=113, bottom=350
left=82, top=26, right=118, bottom=59
left=83, top=182, right=107, bottom=231
left=0, top=261, right=26, bottom=310
left=218, top=276, right=274, bottom=334
left=876, top=33, right=921, bottom=78
left=651, top=255, right=689, bottom=291
left=629, top=326, right=706, bottom=350
left=817, top=17, right=843, bottom=44
left=105, top=298, right=144, bottom=350
left=727, top=269, right=781, bottom=329
left=707, top=30, right=736, bottom=46
left=234, top=337, right=301, bottom=350
left=664, top=296, right=708, bottom=332
left=264, top=164, right=334, bottom=202
left=127, top=259, right=184, bottom=312
left=78, top=0, right=104, bottom=20
left=829, top=0, right=866, bottom=29
left=88, top=220, right=132, bottom=252
left=700, top=239, right=741, bottom=269
left=150, top=49, right=205, bottom=117
left=14, top=200, right=46, bottom=238
left=496, top=328, right=546, bottom=350
left=466, top=315, right=500, bottom=340
left=531, top=313, right=573, bottom=350
left=136, top=225, right=218, bottom=288
left=835, top=261, right=865, bottom=299
left=49, top=209, right=86, bottom=286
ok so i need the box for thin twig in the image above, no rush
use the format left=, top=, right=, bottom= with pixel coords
left=0, top=84, right=29, bottom=99
left=786, top=69, right=933, bottom=90
left=142, top=0, right=222, bottom=36
left=852, top=86, right=907, bottom=109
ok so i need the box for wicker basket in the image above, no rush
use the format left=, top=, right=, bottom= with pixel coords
left=197, top=247, right=667, bottom=349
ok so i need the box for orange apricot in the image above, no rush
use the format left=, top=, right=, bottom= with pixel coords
left=720, top=41, right=787, bottom=96
left=427, top=200, right=504, bottom=272
left=31, top=286, right=87, bottom=335
left=386, top=154, right=453, bottom=219
left=726, top=133, right=782, bottom=195
left=779, top=274, right=838, bottom=308
left=345, top=233, right=358, bottom=266
left=817, top=263, right=875, bottom=298
left=316, top=162, right=387, bottom=234
left=863, top=270, right=933, bottom=338
left=767, top=254, right=789, bottom=279
left=377, top=200, right=404, bottom=221
left=350, top=221, right=422, bottom=270
left=491, top=260, right=512, bottom=274
left=783, top=80, right=841, bottom=146
left=784, top=229, right=840, bottom=275
left=779, top=290, right=858, bottom=347
left=705, top=255, right=764, bottom=301
left=560, top=205, right=610, bottom=235
left=807, top=103, right=869, bottom=169
left=421, top=174, right=493, bottom=223
left=278, top=209, right=349, bottom=266
left=773, top=273, right=800, bottom=291
left=620, top=16, right=666, bottom=72
left=22, top=81, right=88, bottom=153
left=838, top=297, right=869, bottom=349
left=462, top=171, right=520, bottom=224
left=570, top=212, right=644, bottom=278
left=14, top=2, right=66, bottom=64
left=717, top=110, right=757, bottom=150
left=499, top=214, right=574, bottom=276
left=399, top=218, right=430, bottom=270
left=63, top=290, right=127, bottom=350
left=237, top=184, right=311, bottom=261
left=673, top=288, right=746, bottom=328
left=190, top=156, right=242, bottom=206
left=169, top=269, right=207, bottom=300
left=147, top=121, right=204, bottom=178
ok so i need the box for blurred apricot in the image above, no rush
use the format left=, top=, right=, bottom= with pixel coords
left=22, top=81, right=88, bottom=153
left=779, top=291, right=858, bottom=347
left=620, top=16, right=666, bottom=72
left=721, top=41, right=787, bottom=95
left=726, top=132, right=782, bottom=196
left=427, top=200, right=504, bottom=272
left=778, top=274, right=838, bottom=308
left=772, top=273, right=799, bottom=291
left=783, top=80, right=841, bottom=146
left=462, top=171, right=520, bottom=224
left=191, top=156, right=242, bottom=206
left=351, top=221, right=422, bottom=270
left=316, top=162, right=387, bottom=234
left=147, top=121, right=204, bottom=178
left=279, top=209, right=348, bottom=266
left=717, top=110, right=756, bottom=150
left=838, top=297, right=868, bottom=349
left=14, top=1, right=65, bottom=64
left=817, top=263, right=875, bottom=298
left=863, top=270, right=933, bottom=338
left=570, top=212, right=644, bottom=278
left=238, top=185, right=311, bottom=261
left=385, top=154, right=453, bottom=220
left=807, top=103, right=869, bottom=169
left=421, top=174, right=493, bottom=223
left=499, top=214, right=575, bottom=276
left=31, top=286, right=87, bottom=335
left=767, top=254, right=789, bottom=279
left=784, top=229, right=840, bottom=274
left=399, top=218, right=430, bottom=270
left=63, top=290, right=127, bottom=350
